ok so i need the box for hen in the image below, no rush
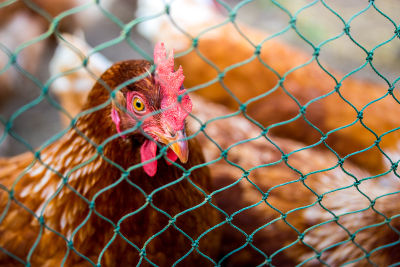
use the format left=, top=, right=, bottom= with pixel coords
left=0, top=43, right=220, bottom=266
left=49, top=34, right=400, bottom=266
left=136, top=0, right=400, bottom=175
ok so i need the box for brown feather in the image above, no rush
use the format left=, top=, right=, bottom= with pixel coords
left=0, top=61, right=220, bottom=266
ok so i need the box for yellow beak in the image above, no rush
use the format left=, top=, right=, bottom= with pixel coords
left=155, top=130, right=189, bottom=163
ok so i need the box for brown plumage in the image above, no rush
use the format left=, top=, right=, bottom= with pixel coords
left=0, top=60, right=220, bottom=266
left=189, top=96, right=400, bottom=266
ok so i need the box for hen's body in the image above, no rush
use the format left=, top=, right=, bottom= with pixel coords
left=0, top=61, right=219, bottom=266
left=190, top=96, right=400, bottom=266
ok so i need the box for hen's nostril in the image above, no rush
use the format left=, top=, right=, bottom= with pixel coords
left=169, top=131, right=176, bottom=138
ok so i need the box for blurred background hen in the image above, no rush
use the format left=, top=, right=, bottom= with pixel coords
left=1, top=0, right=400, bottom=266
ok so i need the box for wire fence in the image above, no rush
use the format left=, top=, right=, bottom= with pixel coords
left=1, top=0, right=400, bottom=266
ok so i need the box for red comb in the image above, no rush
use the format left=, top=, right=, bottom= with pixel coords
left=154, top=43, right=192, bottom=131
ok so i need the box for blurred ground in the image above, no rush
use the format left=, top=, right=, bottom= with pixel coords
left=0, top=0, right=399, bottom=157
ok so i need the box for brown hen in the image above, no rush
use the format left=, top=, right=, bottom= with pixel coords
left=0, top=46, right=220, bottom=266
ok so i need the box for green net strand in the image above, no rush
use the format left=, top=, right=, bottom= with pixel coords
left=1, top=0, right=400, bottom=266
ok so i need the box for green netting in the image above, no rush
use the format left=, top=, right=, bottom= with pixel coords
left=1, top=0, right=400, bottom=266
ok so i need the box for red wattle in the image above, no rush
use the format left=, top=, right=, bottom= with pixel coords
left=140, top=140, right=158, bottom=177
left=166, top=148, right=178, bottom=165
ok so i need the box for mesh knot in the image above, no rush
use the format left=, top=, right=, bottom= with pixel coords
left=281, top=213, right=287, bottom=219
left=313, top=47, right=320, bottom=57
left=192, top=240, right=199, bottom=248
left=278, top=79, right=284, bottom=87
left=300, top=175, right=306, bottom=181
left=353, top=180, right=361, bottom=186
left=239, top=104, right=247, bottom=112
left=338, top=158, right=344, bottom=165
left=164, top=4, right=170, bottom=14
left=183, top=170, right=191, bottom=176
left=298, top=233, right=305, bottom=240
left=261, top=128, right=268, bottom=135
left=262, top=193, right=269, bottom=201
left=42, top=85, right=49, bottom=95
left=317, top=195, right=323, bottom=202
left=221, top=150, right=228, bottom=159
left=62, top=176, right=68, bottom=184
left=243, top=171, right=250, bottom=177
left=38, top=216, right=45, bottom=225
left=67, top=240, right=74, bottom=248
left=254, top=45, right=262, bottom=55
left=205, top=195, right=212, bottom=202
left=8, top=190, right=14, bottom=200
left=160, top=146, right=168, bottom=155
left=334, top=84, right=341, bottom=92
left=370, top=199, right=376, bottom=207
left=89, top=201, right=95, bottom=210
left=229, top=11, right=236, bottom=21
left=225, top=216, right=233, bottom=223
left=177, top=94, right=183, bottom=103
left=395, top=27, right=400, bottom=38
left=110, top=90, right=116, bottom=99
left=282, top=154, right=288, bottom=162
left=200, top=124, right=206, bottom=131
left=97, top=145, right=103, bottom=154
left=146, top=195, right=152, bottom=203
left=357, top=111, right=363, bottom=120
left=218, top=72, right=225, bottom=80
left=70, top=118, right=77, bottom=127
left=34, top=151, right=41, bottom=160
left=114, top=226, right=120, bottom=234
left=388, top=86, right=395, bottom=95
left=246, top=235, right=253, bottom=243
left=374, top=137, right=381, bottom=145
left=140, top=249, right=146, bottom=257
left=289, top=17, right=297, bottom=26
left=349, top=234, right=356, bottom=241
left=169, top=217, right=176, bottom=225
left=192, top=38, right=199, bottom=48
left=344, top=25, right=350, bottom=35
left=9, top=55, right=16, bottom=64
left=392, top=162, right=398, bottom=171
left=82, top=57, right=88, bottom=67
left=366, top=51, right=374, bottom=62
left=320, top=135, right=327, bottom=142
left=385, top=218, right=392, bottom=223
left=5, top=121, right=12, bottom=131
left=299, top=106, right=306, bottom=114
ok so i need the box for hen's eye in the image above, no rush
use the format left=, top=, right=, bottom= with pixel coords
left=133, top=97, right=145, bottom=112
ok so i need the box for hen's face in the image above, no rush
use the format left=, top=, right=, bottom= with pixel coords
left=108, top=52, right=192, bottom=176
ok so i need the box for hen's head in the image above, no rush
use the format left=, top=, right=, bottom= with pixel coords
left=95, top=43, right=192, bottom=176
